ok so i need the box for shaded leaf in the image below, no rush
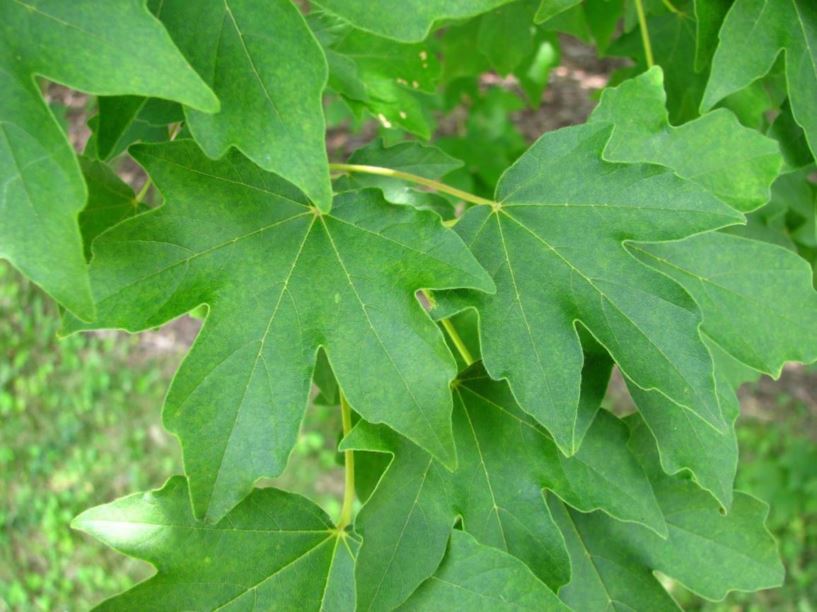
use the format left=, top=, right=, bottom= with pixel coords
left=535, top=0, right=582, bottom=24
left=311, top=13, right=439, bottom=137
left=90, top=96, right=183, bottom=160
left=478, top=0, right=540, bottom=75
left=78, top=158, right=145, bottom=259
left=344, top=367, right=664, bottom=609
left=610, top=12, right=705, bottom=123
left=693, top=0, right=732, bottom=71
left=334, top=140, right=462, bottom=215
left=551, top=420, right=784, bottom=606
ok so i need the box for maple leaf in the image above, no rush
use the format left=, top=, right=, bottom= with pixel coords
left=344, top=367, right=665, bottom=610
left=0, top=0, right=217, bottom=320
left=73, top=476, right=359, bottom=610
left=437, top=121, right=742, bottom=454
left=154, top=0, right=333, bottom=210
left=702, top=0, right=817, bottom=159
left=65, top=140, right=493, bottom=522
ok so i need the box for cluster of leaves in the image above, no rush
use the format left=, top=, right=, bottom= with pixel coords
left=2, top=0, right=816, bottom=608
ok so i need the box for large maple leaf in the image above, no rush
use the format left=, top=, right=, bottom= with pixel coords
left=66, top=140, right=493, bottom=522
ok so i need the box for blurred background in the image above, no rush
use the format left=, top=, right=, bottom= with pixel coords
left=1, top=34, right=815, bottom=612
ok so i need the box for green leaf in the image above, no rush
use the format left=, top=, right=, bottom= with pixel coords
left=591, top=67, right=782, bottom=212
left=72, top=476, right=358, bottom=610
left=627, top=340, right=740, bottom=510
left=633, top=231, right=817, bottom=375
left=78, top=158, right=146, bottom=260
left=478, top=0, right=540, bottom=75
left=693, top=0, right=732, bottom=71
left=550, top=420, right=784, bottom=606
left=703, top=0, right=817, bottom=159
left=344, top=423, right=454, bottom=611
left=345, top=367, right=665, bottom=609
left=0, top=0, right=217, bottom=320
left=65, top=140, right=494, bottom=522
left=551, top=498, right=679, bottom=611
left=610, top=12, right=705, bottom=123
left=156, top=0, right=333, bottom=211
left=451, top=370, right=667, bottom=538
left=769, top=101, right=813, bottom=172
left=399, top=531, right=568, bottom=611
left=440, top=122, right=742, bottom=454
left=90, top=96, right=183, bottom=160
left=535, top=0, right=582, bottom=24
left=312, top=0, right=517, bottom=42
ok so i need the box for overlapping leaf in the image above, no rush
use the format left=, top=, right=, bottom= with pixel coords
left=310, top=13, right=440, bottom=137
left=590, top=67, right=782, bottom=212
left=0, top=0, right=217, bottom=320
left=634, top=231, right=817, bottom=375
left=610, top=11, right=705, bottom=123
left=438, top=121, right=742, bottom=454
left=550, top=421, right=784, bottom=607
left=88, top=96, right=183, bottom=160
left=312, top=0, right=516, bottom=42
left=78, top=158, right=146, bottom=259
left=627, top=340, right=741, bottom=510
left=344, top=368, right=664, bottom=610
left=73, top=476, right=358, bottom=610
left=703, top=0, right=817, bottom=159
left=399, top=531, right=567, bottom=611
left=155, top=0, right=333, bottom=210
left=693, top=0, right=732, bottom=71
left=66, top=140, right=493, bottom=522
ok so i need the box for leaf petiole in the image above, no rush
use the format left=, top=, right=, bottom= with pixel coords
left=440, top=317, right=475, bottom=367
left=329, top=162, right=495, bottom=208
left=337, top=391, right=355, bottom=531
left=634, top=0, right=655, bottom=68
